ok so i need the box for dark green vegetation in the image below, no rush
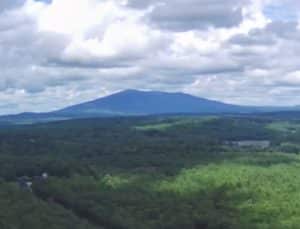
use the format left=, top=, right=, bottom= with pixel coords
left=2, top=114, right=300, bottom=228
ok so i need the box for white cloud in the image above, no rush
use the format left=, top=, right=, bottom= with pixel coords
left=0, top=0, right=300, bottom=114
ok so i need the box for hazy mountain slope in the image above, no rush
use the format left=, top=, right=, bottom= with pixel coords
left=0, top=90, right=299, bottom=125
left=57, top=89, right=250, bottom=115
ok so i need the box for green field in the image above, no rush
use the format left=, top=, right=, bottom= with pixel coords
left=134, top=116, right=217, bottom=131
left=267, top=121, right=300, bottom=133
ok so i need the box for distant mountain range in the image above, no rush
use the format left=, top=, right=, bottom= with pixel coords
left=0, top=89, right=299, bottom=125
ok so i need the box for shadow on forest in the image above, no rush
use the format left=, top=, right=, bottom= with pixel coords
left=232, top=153, right=300, bottom=167
left=211, top=152, right=300, bottom=168
left=2, top=117, right=300, bottom=228
left=34, top=163, right=286, bottom=229
left=132, top=151, right=300, bottom=178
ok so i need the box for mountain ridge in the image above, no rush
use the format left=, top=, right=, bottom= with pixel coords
left=56, top=89, right=249, bottom=115
left=0, top=89, right=299, bottom=125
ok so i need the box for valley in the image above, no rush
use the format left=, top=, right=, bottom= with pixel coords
left=0, top=114, right=300, bottom=228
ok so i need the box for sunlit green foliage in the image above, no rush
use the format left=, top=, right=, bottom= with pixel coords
left=267, top=121, right=300, bottom=133
left=0, top=115, right=300, bottom=228
left=33, top=152, right=300, bottom=229
left=134, top=116, right=217, bottom=131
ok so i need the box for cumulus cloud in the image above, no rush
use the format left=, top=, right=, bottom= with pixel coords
left=0, top=0, right=25, bottom=12
left=0, top=0, right=300, bottom=114
left=126, top=0, right=253, bottom=31
left=147, top=0, right=250, bottom=31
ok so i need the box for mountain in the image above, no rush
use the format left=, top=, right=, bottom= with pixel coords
left=0, top=89, right=298, bottom=125
left=56, top=89, right=251, bottom=115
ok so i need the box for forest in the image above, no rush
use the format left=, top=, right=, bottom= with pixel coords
left=1, top=113, right=300, bottom=228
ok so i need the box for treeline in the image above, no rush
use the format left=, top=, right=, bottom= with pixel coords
left=0, top=116, right=295, bottom=180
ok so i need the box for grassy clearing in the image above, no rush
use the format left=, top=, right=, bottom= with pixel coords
left=134, top=116, right=217, bottom=131
left=267, top=121, right=300, bottom=133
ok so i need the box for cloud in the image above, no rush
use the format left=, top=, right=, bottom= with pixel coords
left=0, top=0, right=300, bottom=114
left=128, top=0, right=251, bottom=31
left=0, top=0, right=25, bottom=12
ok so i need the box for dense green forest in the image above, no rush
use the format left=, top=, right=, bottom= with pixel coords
left=1, top=114, right=300, bottom=228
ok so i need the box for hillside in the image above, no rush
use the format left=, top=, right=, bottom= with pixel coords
left=1, top=115, right=300, bottom=228
left=57, top=89, right=251, bottom=115
left=0, top=90, right=298, bottom=125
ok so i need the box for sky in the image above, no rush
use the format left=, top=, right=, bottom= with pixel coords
left=0, top=0, right=300, bottom=114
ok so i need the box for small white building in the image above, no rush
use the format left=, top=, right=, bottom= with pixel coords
left=42, top=173, right=48, bottom=180
left=226, top=140, right=271, bottom=149
left=17, top=177, right=33, bottom=191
